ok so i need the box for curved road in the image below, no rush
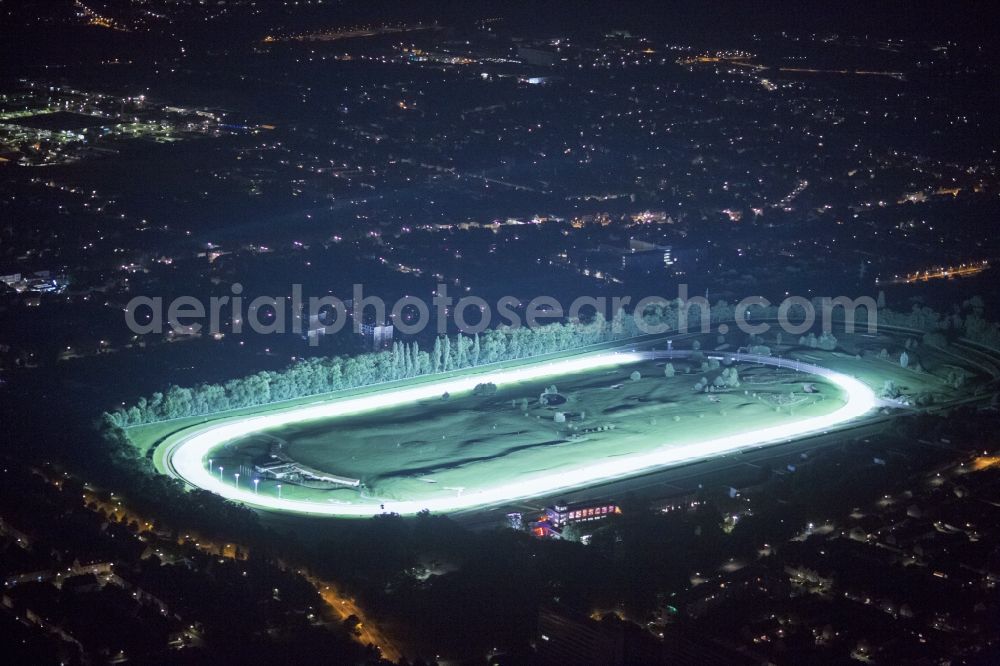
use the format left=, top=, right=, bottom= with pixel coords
left=159, top=348, right=880, bottom=517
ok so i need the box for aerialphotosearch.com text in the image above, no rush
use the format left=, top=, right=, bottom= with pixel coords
left=123, top=283, right=878, bottom=344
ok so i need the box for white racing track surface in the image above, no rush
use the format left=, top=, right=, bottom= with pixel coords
left=164, top=350, right=878, bottom=516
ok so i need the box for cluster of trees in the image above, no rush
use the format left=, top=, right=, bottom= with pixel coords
left=963, top=312, right=1000, bottom=349
left=538, top=384, right=562, bottom=406
left=109, top=315, right=633, bottom=427
left=880, top=380, right=901, bottom=399
left=716, top=366, right=741, bottom=388
left=472, top=382, right=498, bottom=397
left=879, top=296, right=1000, bottom=350
left=799, top=331, right=838, bottom=350
left=109, top=295, right=1000, bottom=428
left=111, top=296, right=749, bottom=427
left=692, top=366, right=739, bottom=393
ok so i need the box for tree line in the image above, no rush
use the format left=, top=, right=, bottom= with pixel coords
left=108, top=313, right=631, bottom=427
left=107, top=294, right=1000, bottom=427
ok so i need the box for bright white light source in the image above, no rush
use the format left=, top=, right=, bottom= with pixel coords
left=166, top=351, right=877, bottom=517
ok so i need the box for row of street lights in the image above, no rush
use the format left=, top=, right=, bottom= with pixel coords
left=206, top=458, right=281, bottom=498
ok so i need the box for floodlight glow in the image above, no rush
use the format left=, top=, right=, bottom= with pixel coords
left=165, top=351, right=878, bottom=517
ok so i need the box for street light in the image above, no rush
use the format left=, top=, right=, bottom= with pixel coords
left=234, top=472, right=240, bottom=488
left=208, top=458, right=213, bottom=471
left=218, top=466, right=224, bottom=480
left=277, top=484, right=282, bottom=499
left=253, top=478, right=260, bottom=494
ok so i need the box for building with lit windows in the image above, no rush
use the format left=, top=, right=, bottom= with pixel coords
left=545, top=500, right=621, bottom=526
left=530, top=500, right=621, bottom=536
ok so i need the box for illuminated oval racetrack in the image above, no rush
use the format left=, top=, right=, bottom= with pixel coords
left=162, top=350, right=879, bottom=517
